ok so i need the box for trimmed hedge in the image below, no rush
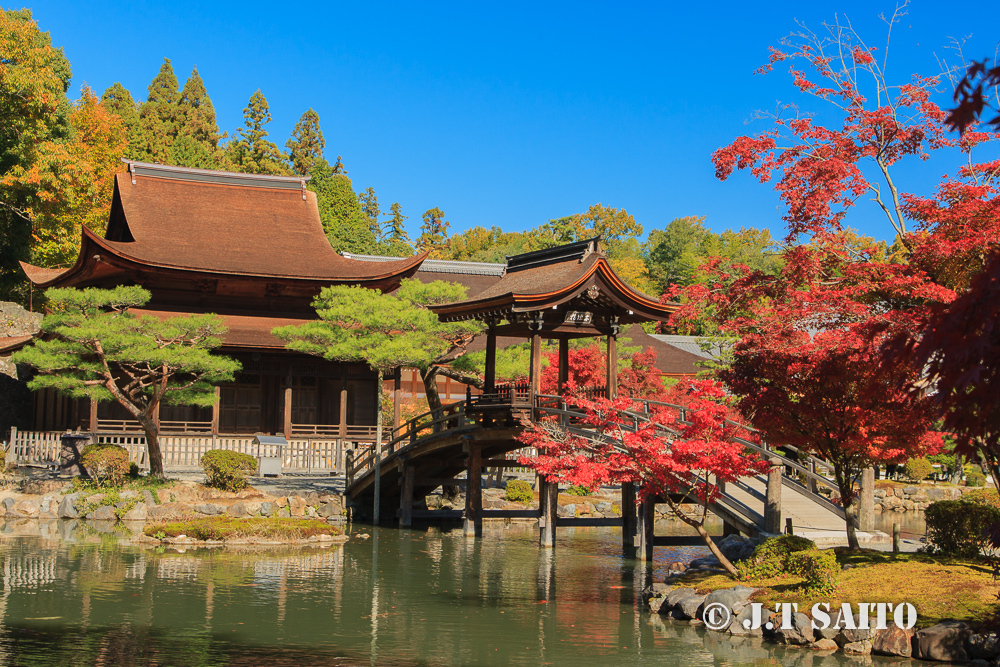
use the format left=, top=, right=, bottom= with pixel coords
left=924, top=499, right=1000, bottom=558
left=201, top=449, right=258, bottom=491
left=566, top=485, right=592, bottom=496
left=504, top=479, right=534, bottom=503
left=788, top=548, right=839, bottom=594
left=904, top=457, right=934, bottom=482
left=81, top=444, right=130, bottom=488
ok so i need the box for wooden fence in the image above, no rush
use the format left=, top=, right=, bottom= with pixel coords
left=4, top=427, right=355, bottom=474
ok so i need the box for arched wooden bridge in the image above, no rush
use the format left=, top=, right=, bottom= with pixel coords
left=345, top=388, right=869, bottom=558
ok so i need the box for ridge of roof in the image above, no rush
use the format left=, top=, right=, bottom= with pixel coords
left=649, top=334, right=720, bottom=360
left=341, top=253, right=505, bottom=276
left=124, top=160, right=310, bottom=191
left=505, top=237, right=601, bottom=273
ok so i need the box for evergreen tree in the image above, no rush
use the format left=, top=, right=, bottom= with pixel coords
left=227, top=89, right=289, bottom=175
left=380, top=202, right=413, bottom=256
left=417, top=207, right=450, bottom=256
left=308, top=158, right=377, bottom=253
left=132, top=58, right=184, bottom=164
left=359, top=187, right=381, bottom=242
left=99, top=82, right=139, bottom=157
left=286, top=108, right=324, bottom=176
left=170, top=66, right=222, bottom=169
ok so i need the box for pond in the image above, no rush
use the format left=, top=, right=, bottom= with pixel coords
left=0, top=519, right=887, bottom=666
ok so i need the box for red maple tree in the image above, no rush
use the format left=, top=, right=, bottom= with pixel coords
left=518, top=380, right=769, bottom=574
left=537, top=343, right=670, bottom=400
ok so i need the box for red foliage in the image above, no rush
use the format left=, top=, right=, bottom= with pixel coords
left=518, top=380, right=769, bottom=506
left=537, top=343, right=669, bottom=400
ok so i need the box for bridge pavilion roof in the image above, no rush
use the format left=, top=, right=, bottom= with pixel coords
left=430, top=238, right=679, bottom=338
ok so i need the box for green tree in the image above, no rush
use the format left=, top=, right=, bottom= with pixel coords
left=442, top=225, right=542, bottom=263
left=286, top=108, right=324, bottom=176
left=12, top=287, right=240, bottom=478
left=226, top=89, right=289, bottom=175
left=359, top=187, right=382, bottom=243
left=0, top=8, right=72, bottom=301
left=380, top=202, right=413, bottom=256
left=132, top=58, right=184, bottom=164
left=417, top=207, right=450, bottom=256
left=170, top=66, right=222, bottom=169
left=308, top=158, right=377, bottom=253
left=100, top=82, right=139, bottom=157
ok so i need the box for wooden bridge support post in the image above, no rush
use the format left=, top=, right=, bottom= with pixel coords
left=621, top=482, right=637, bottom=558
left=399, top=461, right=414, bottom=527
left=605, top=333, right=618, bottom=399
left=464, top=443, right=482, bottom=538
left=636, top=497, right=654, bottom=562
left=485, top=325, right=497, bottom=394
left=393, top=369, right=402, bottom=431
left=764, top=458, right=783, bottom=534
left=528, top=332, right=542, bottom=401
left=539, top=477, right=559, bottom=548
left=859, top=467, right=875, bottom=532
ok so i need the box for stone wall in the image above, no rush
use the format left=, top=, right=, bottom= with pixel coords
left=874, top=484, right=980, bottom=513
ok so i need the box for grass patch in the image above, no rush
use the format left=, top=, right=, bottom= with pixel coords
left=76, top=489, right=138, bottom=519
left=678, top=549, right=1000, bottom=628
left=145, top=517, right=340, bottom=542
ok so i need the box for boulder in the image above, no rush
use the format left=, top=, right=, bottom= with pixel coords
left=843, top=640, right=873, bottom=655
left=774, top=612, right=814, bottom=645
left=913, top=620, right=971, bottom=662
left=872, top=623, right=913, bottom=657
left=727, top=605, right=763, bottom=637
left=288, top=496, right=307, bottom=517
left=194, top=503, right=223, bottom=516
left=260, top=501, right=275, bottom=517
left=641, top=583, right=672, bottom=613
left=57, top=494, right=80, bottom=519
left=20, top=478, right=67, bottom=495
left=317, top=501, right=342, bottom=518
left=812, top=639, right=839, bottom=651
left=688, top=556, right=722, bottom=570
left=142, top=490, right=157, bottom=507
left=14, top=500, right=39, bottom=517
left=87, top=506, right=116, bottom=521
left=967, top=633, right=1000, bottom=660
left=227, top=502, right=250, bottom=518
left=557, top=503, right=575, bottom=518
left=666, top=587, right=699, bottom=609
left=702, top=586, right=756, bottom=617
left=675, top=593, right=706, bottom=620
left=0, top=497, right=14, bottom=511
left=121, top=502, right=147, bottom=521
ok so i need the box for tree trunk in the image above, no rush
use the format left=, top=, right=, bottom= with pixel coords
left=138, top=413, right=164, bottom=479
left=833, top=465, right=860, bottom=550
left=420, top=366, right=444, bottom=417
left=950, top=454, right=965, bottom=485
left=663, top=496, right=739, bottom=576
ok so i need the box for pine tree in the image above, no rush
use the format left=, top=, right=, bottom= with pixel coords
left=132, top=58, right=184, bottom=164
left=170, top=66, right=222, bottom=169
left=286, top=108, right=324, bottom=176
left=226, top=89, right=289, bottom=175
left=381, top=202, right=413, bottom=256
left=359, top=187, right=381, bottom=242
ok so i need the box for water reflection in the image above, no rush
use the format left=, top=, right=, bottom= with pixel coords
left=0, top=519, right=869, bottom=667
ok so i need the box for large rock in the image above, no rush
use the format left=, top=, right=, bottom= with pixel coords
left=665, top=587, right=699, bottom=609
left=142, top=490, right=157, bottom=507
left=688, top=556, right=722, bottom=570
left=728, top=605, right=763, bottom=637
left=774, top=612, right=815, bottom=645
left=812, top=638, right=839, bottom=651
left=121, top=502, right=147, bottom=521
left=14, top=500, right=39, bottom=517
left=260, top=501, right=275, bottom=517
left=872, top=623, right=913, bottom=657
left=0, top=497, right=14, bottom=511
left=194, top=503, right=223, bottom=516
left=19, top=478, right=67, bottom=495
left=843, top=640, right=873, bottom=655
left=641, top=583, right=672, bottom=613
left=87, top=506, right=116, bottom=521
left=702, top=586, right=757, bottom=617
left=57, top=494, right=80, bottom=519
left=287, top=496, right=307, bottom=517
left=674, top=592, right=706, bottom=620
left=913, top=620, right=971, bottom=662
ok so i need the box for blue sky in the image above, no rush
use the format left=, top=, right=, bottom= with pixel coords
left=21, top=1, right=999, bottom=244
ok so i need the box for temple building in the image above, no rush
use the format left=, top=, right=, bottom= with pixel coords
left=17, top=161, right=424, bottom=438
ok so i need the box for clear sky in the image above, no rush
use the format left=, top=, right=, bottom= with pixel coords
left=19, top=1, right=1000, bottom=244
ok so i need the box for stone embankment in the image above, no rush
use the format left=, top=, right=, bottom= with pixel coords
left=872, top=484, right=975, bottom=513
left=0, top=477, right=346, bottom=530
left=644, top=534, right=997, bottom=664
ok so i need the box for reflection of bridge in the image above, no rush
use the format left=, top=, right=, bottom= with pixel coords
left=345, top=387, right=879, bottom=559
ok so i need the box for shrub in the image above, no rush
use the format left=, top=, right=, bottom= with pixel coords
left=924, top=499, right=1000, bottom=558
left=201, top=449, right=258, bottom=491
left=504, top=479, right=534, bottom=503
left=787, top=548, right=839, bottom=594
left=963, top=489, right=1000, bottom=509
left=80, top=444, right=130, bottom=488
left=904, top=457, right=934, bottom=482
left=736, top=534, right=816, bottom=580
left=964, top=465, right=987, bottom=488
left=145, top=517, right=337, bottom=541
left=566, top=485, right=593, bottom=496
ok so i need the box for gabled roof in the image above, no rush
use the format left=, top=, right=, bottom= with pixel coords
left=431, top=238, right=678, bottom=334
left=21, top=162, right=425, bottom=289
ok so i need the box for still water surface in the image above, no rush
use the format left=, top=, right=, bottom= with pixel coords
left=0, top=520, right=882, bottom=666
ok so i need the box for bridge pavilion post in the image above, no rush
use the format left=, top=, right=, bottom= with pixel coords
left=621, top=482, right=637, bottom=558
left=464, top=440, right=483, bottom=538
left=558, top=339, right=569, bottom=393
left=528, top=330, right=542, bottom=400
left=484, top=323, right=497, bottom=394
left=636, top=495, right=654, bottom=562
left=605, top=327, right=618, bottom=399
left=539, top=477, right=559, bottom=547
left=399, top=459, right=414, bottom=527
left=764, top=457, right=783, bottom=534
